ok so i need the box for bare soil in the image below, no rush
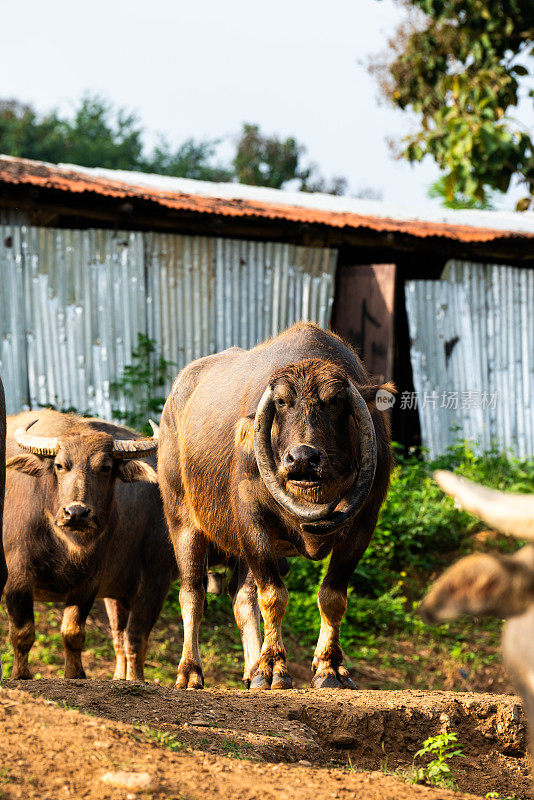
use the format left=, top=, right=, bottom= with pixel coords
left=2, top=679, right=531, bottom=800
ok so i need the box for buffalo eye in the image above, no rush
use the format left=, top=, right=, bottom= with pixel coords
left=275, top=398, right=286, bottom=408
left=99, top=464, right=112, bottom=475
left=54, top=462, right=66, bottom=472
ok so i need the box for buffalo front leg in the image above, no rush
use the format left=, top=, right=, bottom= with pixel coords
left=229, top=559, right=262, bottom=687
left=174, top=526, right=208, bottom=689
left=104, top=598, right=129, bottom=680
left=242, top=546, right=291, bottom=689
left=311, top=540, right=368, bottom=690
left=61, top=598, right=93, bottom=679
left=6, top=585, right=35, bottom=680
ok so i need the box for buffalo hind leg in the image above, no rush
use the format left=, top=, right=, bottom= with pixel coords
left=124, top=573, right=171, bottom=682
left=105, top=598, right=129, bottom=680
left=229, top=560, right=262, bottom=687
left=174, top=526, right=208, bottom=689
left=6, top=585, right=35, bottom=680
left=61, top=597, right=93, bottom=679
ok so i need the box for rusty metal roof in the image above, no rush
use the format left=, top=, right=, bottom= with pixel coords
left=1, top=155, right=533, bottom=243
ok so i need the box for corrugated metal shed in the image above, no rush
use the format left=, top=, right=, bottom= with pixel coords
left=1, top=155, right=533, bottom=244
left=406, top=261, right=534, bottom=459
left=0, top=211, right=337, bottom=417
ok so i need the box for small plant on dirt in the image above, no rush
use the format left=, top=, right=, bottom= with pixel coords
left=134, top=724, right=187, bottom=752
left=412, top=732, right=464, bottom=789
left=486, top=793, right=523, bottom=800
left=110, top=333, right=175, bottom=435
left=220, top=738, right=251, bottom=759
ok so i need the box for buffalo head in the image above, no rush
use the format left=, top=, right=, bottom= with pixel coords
left=6, top=420, right=158, bottom=548
left=250, top=358, right=393, bottom=534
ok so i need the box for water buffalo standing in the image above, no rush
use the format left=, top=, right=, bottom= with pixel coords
left=0, top=377, right=5, bottom=682
left=159, top=322, right=393, bottom=689
left=3, top=410, right=175, bottom=680
left=421, top=471, right=534, bottom=758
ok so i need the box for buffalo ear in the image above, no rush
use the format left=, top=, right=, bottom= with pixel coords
left=235, top=414, right=255, bottom=454
left=355, top=381, right=397, bottom=410
left=117, top=460, right=158, bottom=484
left=6, top=454, right=49, bottom=476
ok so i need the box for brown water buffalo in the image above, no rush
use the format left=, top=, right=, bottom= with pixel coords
left=158, top=322, right=393, bottom=690
left=421, top=471, right=534, bottom=758
left=3, top=409, right=176, bottom=680
left=0, top=377, right=5, bottom=683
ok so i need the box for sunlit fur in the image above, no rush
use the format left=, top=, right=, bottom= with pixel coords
left=159, top=322, right=394, bottom=689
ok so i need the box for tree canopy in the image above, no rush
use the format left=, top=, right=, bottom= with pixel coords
left=370, top=0, right=534, bottom=209
left=0, top=95, right=347, bottom=195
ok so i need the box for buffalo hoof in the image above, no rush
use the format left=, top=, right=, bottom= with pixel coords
left=271, top=673, right=293, bottom=690
left=175, top=665, right=204, bottom=690
left=250, top=671, right=272, bottom=690
left=311, top=670, right=358, bottom=690
left=311, top=672, right=342, bottom=689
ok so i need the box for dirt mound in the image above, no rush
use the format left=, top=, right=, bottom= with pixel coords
left=3, top=680, right=531, bottom=799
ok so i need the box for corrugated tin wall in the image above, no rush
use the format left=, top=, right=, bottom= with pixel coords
left=406, top=260, right=534, bottom=459
left=0, top=213, right=337, bottom=417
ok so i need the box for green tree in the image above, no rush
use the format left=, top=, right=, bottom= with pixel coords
left=0, top=99, right=68, bottom=163
left=0, top=94, right=145, bottom=171
left=370, top=0, right=534, bottom=209
left=428, top=176, right=494, bottom=209
left=233, top=122, right=347, bottom=194
left=143, top=136, right=233, bottom=181
left=64, top=94, right=145, bottom=169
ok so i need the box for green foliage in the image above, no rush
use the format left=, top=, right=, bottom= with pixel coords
left=412, top=732, right=464, bottom=789
left=232, top=123, right=347, bottom=194
left=134, top=724, right=187, bottom=752
left=370, top=0, right=534, bottom=208
left=110, top=334, right=175, bottom=435
left=428, top=176, right=494, bottom=209
left=144, top=136, right=233, bottom=182
left=0, top=95, right=349, bottom=195
left=0, top=95, right=145, bottom=171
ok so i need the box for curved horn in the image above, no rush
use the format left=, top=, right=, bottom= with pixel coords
left=148, top=419, right=160, bottom=439
left=301, top=382, right=377, bottom=535
left=253, top=381, right=377, bottom=531
left=435, top=470, right=534, bottom=540
left=112, top=431, right=158, bottom=460
left=14, top=421, right=59, bottom=457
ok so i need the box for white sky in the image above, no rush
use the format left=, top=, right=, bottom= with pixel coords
left=1, top=0, right=529, bottom=209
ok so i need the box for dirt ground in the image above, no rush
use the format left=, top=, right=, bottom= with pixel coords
left=1, top=679, right=530, bottom=800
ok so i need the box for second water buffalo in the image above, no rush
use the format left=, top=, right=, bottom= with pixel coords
left=159, top=322, right=393, bottom=690
left=3, top=410, right=176, bottom=680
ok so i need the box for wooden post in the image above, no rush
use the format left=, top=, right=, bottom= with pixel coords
left=333, top=264, right=396, bottom=382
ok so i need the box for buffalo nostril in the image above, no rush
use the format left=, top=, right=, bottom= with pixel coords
left=285, top=445, right=322, bottom=472
left=64, top=504, right=90, bottom=522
